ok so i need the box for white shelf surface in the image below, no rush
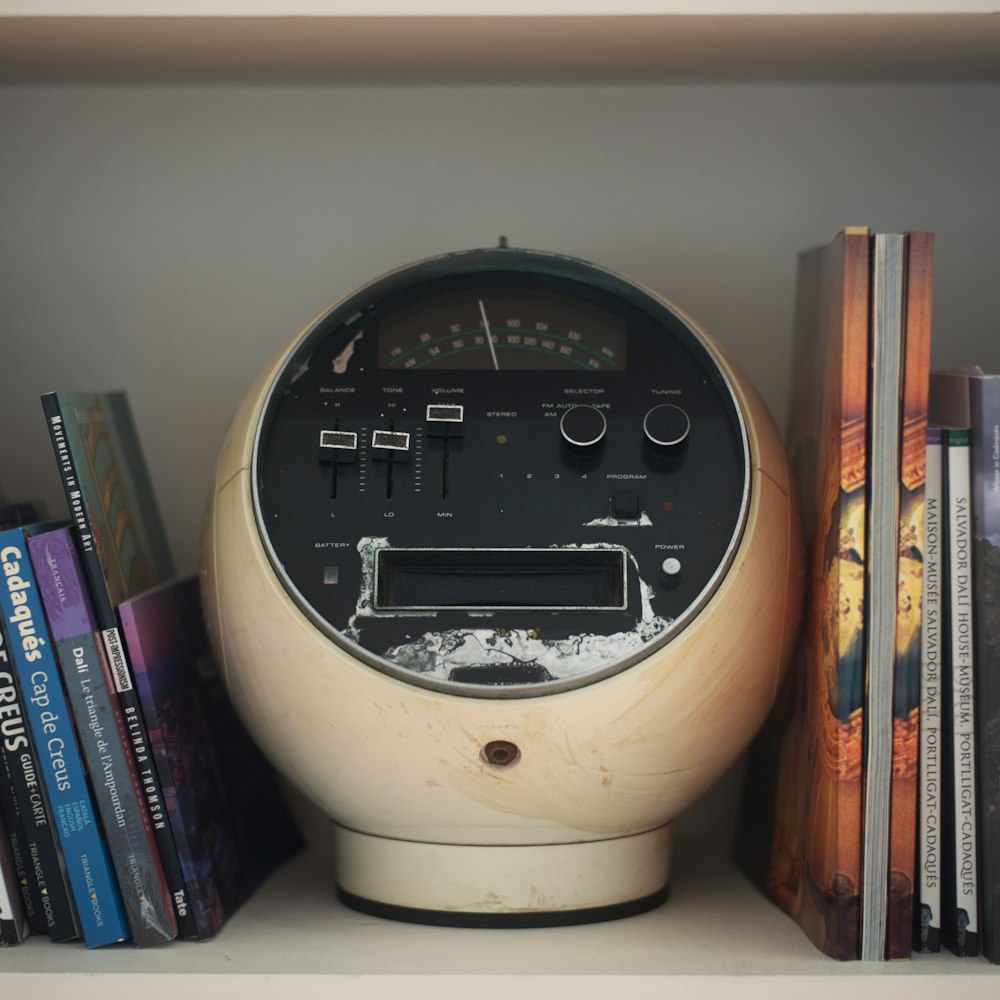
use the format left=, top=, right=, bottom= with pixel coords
left=4, top=836, right=998, bottom=995
left=2, top=6, right=1000, bottom=83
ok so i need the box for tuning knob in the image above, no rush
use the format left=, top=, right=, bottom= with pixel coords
left=643, top=404, right=690, bottom=452
left=559, top=405, right=607, bottom=450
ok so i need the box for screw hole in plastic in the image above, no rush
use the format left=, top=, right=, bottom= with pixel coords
left=482, top=740, right=521, bottom=768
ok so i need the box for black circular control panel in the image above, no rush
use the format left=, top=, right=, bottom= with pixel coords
left=252, top=247, right=750, bottom=697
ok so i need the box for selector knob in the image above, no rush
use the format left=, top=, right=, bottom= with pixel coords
left=560, top=405, right=607, bottom=450
left=643, top=404, right=690, bottom=452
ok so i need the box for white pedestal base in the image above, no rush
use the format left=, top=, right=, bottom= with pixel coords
left=333, top=824, right=673, bottom=926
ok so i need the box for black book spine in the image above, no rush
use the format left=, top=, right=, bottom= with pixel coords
left=0, top=616, right=79, bottom=941
left=119, top=697, right=197, bottom=939
left=0, top=812, right=28, bottom=945
left=0, top=672, right=46, bottom=934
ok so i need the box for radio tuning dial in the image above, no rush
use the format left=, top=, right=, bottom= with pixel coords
left=559, top=405, right=607, bottom=450
left=643, top=404, right=690, bottom=452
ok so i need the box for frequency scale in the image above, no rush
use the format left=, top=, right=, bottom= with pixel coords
left=202, top=245, right=802, bottom=924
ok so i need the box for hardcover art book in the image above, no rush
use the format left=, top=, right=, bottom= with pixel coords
left=40, top=392, right=175, bottom=609
left=736, top=227, right=872, bottom=960
left=119, top=575, right=303, bottom=940
left=735, top=228, right=933, bottom=961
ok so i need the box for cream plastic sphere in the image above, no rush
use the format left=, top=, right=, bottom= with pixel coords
left=201, top=249, right=802, bottom=923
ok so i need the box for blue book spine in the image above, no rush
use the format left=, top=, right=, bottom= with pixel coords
left=0, top=527, right=130, bottom=947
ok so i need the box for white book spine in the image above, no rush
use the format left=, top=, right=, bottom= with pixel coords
left=947, top=430, right=978, bottom=945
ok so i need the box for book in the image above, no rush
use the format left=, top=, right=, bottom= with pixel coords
left=0, top=811, right=29, bottom=945
left=0, top=623, right=80, bottom=943
left=861, top=231, right=914, bottom=961
left=941, top=427, right=979, bottom=956
left=0, top=502, right=46, bottom=531
left=915, top=426, right=944, bottom=953
left=929, top=367, right=1000, bottom=962
left=735, top=228, right=932, bottom=961
left=40, top=390, right=196, bottom=939
left=735, top=227, right=871, bottom=960
left=885, top=230, right=933, bottom=960
left=28, top=525, right=177, bottom=945
left=39, top=392, right=175, bottom=606
left=0, top=524, right=130, bottom=947
left=119, top=576, right=303, bottom=940
left=967, top=373, right=1000, bottom=965
left=0, top=650, right=47, bottom=936
left=0, top=499, right=77, bottom=941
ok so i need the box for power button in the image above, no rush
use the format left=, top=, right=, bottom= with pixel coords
left=660, top=557, right=682, bottom=587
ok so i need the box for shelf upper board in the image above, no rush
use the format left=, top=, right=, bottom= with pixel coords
left=2, top=13, right=1000, bottom=83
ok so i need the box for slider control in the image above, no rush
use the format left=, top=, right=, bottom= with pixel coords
left=318, top=429, right=358, bottom=463
left=426, top=404, right=463, bottom=500
left=426, top=403, right=465, bottom=436
left=318, top=429, right=358, bottom=501
left=371, top=429, right=411, bottom=462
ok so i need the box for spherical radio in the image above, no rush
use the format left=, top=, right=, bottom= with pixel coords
left=201, top=246, right=802, bottom=925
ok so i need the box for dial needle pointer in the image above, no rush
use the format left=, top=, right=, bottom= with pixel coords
left=478, top=299, right=501, bottom=371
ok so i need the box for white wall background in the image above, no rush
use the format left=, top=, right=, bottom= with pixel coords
left=2, top=81, right=999, bottom=834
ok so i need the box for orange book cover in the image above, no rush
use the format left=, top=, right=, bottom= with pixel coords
left=736, top=228, right=870, bottom=960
